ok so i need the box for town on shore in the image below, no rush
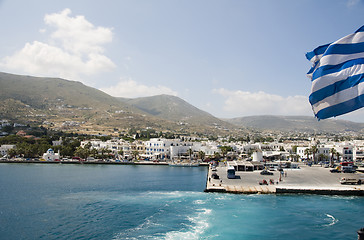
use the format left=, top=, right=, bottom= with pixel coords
left=2, top=118, right=364, bottom=196
left=1, top=119, right=363, bottom=169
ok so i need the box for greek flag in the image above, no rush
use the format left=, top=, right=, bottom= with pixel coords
left=306, top=25, right=364, bottom=120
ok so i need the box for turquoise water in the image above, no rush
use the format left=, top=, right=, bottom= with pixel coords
left=0, top=164, right=363, bottom=239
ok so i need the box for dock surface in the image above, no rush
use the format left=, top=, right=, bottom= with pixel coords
left=205, top=164, right=364, bottom=196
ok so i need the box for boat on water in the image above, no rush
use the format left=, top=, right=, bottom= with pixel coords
left=168, top=161, right=200, bottom=167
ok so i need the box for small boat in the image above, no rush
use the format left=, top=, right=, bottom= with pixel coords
left=169, top=161, right=200, bottom=167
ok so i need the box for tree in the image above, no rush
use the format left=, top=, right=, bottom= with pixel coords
left=100, top=147, right=111, bottom=159
left=304, top=148, right=312, bottom=162
left=16, top=142, right=39, bottom=158
left=7, top=148, right=17, bottom=158
left=2, top=125, right=14, bottom=133
left=37, top=143, right=52, bottom=157
left=318, top=153, right=328, bottom=163
left=292, top=145, right=298, bottom=154
left=118, top=150, right=124, bottom=159
left=219, top=146, right=233, bottom=159
left=330, top=148, right=337, bottom=166
left=292, top=154, right=300, bottom=162
left=132, top=150, right=139, bottom=161
left=213, top=152, right=221, bottom=161
left=311, top=146, right=318, bottom=164
left=84, top=142, right=92, bottom=150
left=60, top=145, right=74, bottom=157
left=91, top=148, right=99, bottom=158
left=198, top=151, right=205, bottom=161
left=74, top=146, right=90, bottom=160
left=187, top=148, right=193, bottom=160
left=335, top=152, right=341, bottom=162
left=246, top=148, right=254, bottom=158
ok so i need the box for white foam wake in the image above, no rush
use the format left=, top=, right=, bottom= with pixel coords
left=324, top=214, right=338, bottom=227
left=162, top=208, right=212, bottom=240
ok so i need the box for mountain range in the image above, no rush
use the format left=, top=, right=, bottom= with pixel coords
left=0, top=71, right=363, bottom=135
left=0, top=72, right=230, bottom=136
left=225, top=115, right=364, bottom=134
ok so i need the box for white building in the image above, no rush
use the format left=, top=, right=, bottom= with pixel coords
left=0, top=144, right=15, bottom=156
left=144, top=138, right=191, bottom=160
left=338, top=145, right=353, bottom=161
left=353, top=147, right=364, bottom=161
left=252, top=149, right=263, bottom=162
left=144, top=138, right=169, bottom=159
left=52, top=138, right=63, bottom=146
left=42, top=148, right=60, bottom=161
left=197, top=144, right=220, bottom=157
left=81, top=139, right=130, bottom=155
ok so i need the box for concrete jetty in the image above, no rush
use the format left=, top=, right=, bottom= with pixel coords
left=205, top=163, right=364, bottom=196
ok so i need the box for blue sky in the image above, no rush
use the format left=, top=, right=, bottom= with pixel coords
left=1, top=0, right=364, bottom=122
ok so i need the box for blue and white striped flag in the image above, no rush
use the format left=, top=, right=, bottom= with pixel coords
left=306, top=25, right=364, bottom=120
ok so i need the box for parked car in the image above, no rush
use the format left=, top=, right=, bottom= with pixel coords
left=342, top=166, right=356, bottom=173
left=260, top=170, right=274, bottom=175
left=342, top=168, right=356, bottom=173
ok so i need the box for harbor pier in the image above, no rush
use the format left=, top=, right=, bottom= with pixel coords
left=205, top=163, right=364, bottom=196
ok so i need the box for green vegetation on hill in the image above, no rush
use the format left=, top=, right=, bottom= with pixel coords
left=119, top=94, right=231, bottom=127
left=0, top=72, right=236, bottom=136
left=0, top=72, right=132, bottom=110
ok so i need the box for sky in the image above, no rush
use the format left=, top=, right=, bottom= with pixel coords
left=1, top=0, right=364, bottom=122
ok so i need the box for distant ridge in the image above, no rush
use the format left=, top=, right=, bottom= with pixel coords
left=225, top=115, right=364, bottom=133
left=0, top=72, right=131, bottom=110
left=119, top=94, right=229, bottom=127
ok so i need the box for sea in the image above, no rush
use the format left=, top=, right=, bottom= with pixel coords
left=0, top=164, right=363, bottom=240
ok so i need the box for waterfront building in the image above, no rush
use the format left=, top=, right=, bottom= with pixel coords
left=144, top=138, right=173, bottom=160
left=0, top=144, right=15, bottom=156
left=42, top=148, right=60, bottom=161
left=129, top=141, right=146, bottom=159
left=144, top=138, right=194, bottom=160
left=170, top=141, right=193, bottom=160
left=80, top=139, right=131, bottom=158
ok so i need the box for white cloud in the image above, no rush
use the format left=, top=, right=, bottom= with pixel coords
left=347, top=0, right=361, bottom=7
left=0, top=8, right=115, bottom=81
left=213, top=88, right=312, bottom=116
left=101, top=78, right=178, bottom=98
left=44, top=9, right=112, bottom=56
